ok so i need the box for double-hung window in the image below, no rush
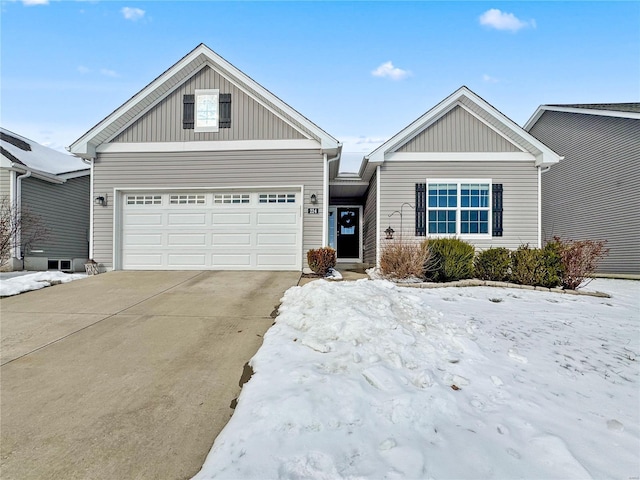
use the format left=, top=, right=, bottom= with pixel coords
left=427, top=180, right=491, bottom=236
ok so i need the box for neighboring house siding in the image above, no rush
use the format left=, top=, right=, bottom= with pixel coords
left=21, top=176, right=90, bottom=259
left=363, top=170, right=377, bottom=264
left=113, top=65, right=307, bottom=143
left=93, top=149, right=323, bottom=270
left=398, top=106, right=520, bottom=153
left=379, top=161, right=538, bottom=249
left=0, top=168, right=11, bottom=197
left=529, top=111, right=640, bottom=275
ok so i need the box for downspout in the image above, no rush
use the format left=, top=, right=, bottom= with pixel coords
left=324, top=147, right=341, bottom=246
left=537, top=165, right=552, bottom=248
left=80, top=157, right=95, bottom=259
left=375, top=164, right=381, bottom=268
left=15, top=170, right=32, bottom=261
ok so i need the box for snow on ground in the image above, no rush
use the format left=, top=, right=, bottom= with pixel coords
left=194, top=278, right=639, bottom=479
left=0, top=271, right=86, bottom=297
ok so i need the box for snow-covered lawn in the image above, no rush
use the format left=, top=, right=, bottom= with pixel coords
left=0, top=271, right=86, bottom=297
left=194, top=278, right=639, bottom=479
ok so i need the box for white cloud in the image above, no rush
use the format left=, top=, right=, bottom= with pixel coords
left=121, top=6, right=145, bottom=21
left=21, top=0, right=49, bottom=5
left=371, top=61, right=411, bottom=81
left=482, top=74, right=499, bottom=83
left=479, top=9, right=534, bottom=32
left=77, top=65, right=91, bottom=74
left=100, top=68, right=119, bottom=78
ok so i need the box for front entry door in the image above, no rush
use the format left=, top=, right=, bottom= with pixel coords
left=336, top=207, right=360, bottom=259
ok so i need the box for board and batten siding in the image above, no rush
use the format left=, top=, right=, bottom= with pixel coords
left=21, top=175, right=90, bottom=260
left=93, top=149, right=324, bottom=270
left=363, top=170, right=377, bottom=264
left=379, top=161, right=538, bottom=250
left=529, top=111, right=640, bottom=275
left=0, top=168, right=11, bottom=197
left=398, top=106, right=521, bottom=153
left=113, top=65, right=307, bottom=144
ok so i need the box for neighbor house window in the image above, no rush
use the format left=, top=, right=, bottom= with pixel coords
left=427, top=180, right=491, bottom=235
left=194, top=89, right=219, bottom=132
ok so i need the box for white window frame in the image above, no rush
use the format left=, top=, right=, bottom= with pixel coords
left=426, top=179, right=492, bottom=238
left=194, top=89, right=219, bottom=133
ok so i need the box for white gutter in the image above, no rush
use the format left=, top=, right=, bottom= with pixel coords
left=15, top=170, right=32, bottom=259
left=375, top=164, right=381, bottom=267
left=324, top=147, right=342, bottom=246
left=81, top=157, right=95, bottom=259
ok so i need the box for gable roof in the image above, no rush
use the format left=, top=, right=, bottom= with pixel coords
left=1, top=128, right=89, bottom=183
left=69, top=44, right=340, bottom=158
left=346, top=86, right=562, bottom=184
left=524, top=103, right=640, bottom=130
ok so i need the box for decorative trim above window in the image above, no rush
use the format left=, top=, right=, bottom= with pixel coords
left=214, top=193, right=250, bottom=204
left=127, top=195, right=162, bottom=205
left=170, top=194, right=205, bottom=205
left=259, top=193, right=296, bottom=204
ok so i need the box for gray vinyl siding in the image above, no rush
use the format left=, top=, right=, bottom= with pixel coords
left=113, top=65, right=307, bottom=143
left=93, top=149, right=324, bottom=270
left=399, top=106, right=520, bottom=153
left=0, top=168, right=10, bottom=197
left=379, top=161, right=538, bottom=250
left=363, top=170, right=377, bottom=264
left=529, top=111, right=640, bottom=275
left=21, top=175, right=90, bottom=261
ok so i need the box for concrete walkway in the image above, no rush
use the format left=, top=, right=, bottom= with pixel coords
left=1, top=270, right=299, bottom=480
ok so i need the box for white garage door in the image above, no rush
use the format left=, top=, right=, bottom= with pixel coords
left=121, top=189, right=301, bottom=270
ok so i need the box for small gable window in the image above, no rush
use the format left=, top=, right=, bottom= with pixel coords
left=194, top=89, right=219, bottom=132
left=183, top=90, right=231, bottom=131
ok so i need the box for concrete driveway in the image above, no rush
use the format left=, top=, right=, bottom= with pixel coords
left=0, top=270, right=300, bottom=480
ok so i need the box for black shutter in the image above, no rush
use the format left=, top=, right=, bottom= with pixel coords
left=492, top=183, right=503, bottom=237
left=183, top=94, right=195, bottom=129
left=415, top=183, right=426, bottom=236
left=219, top=93, right=231, bottom=128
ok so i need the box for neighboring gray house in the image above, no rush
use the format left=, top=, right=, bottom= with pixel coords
left=525, top=103, right=640, bottom=276
left=69, top=44, right=340, bottom=271
left=1, top=128, right=90, bottom=271
left=330, top=86, right=563, bottom=265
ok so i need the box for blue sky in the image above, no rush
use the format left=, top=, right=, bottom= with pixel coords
left=1, top=0, right=638, bottom=171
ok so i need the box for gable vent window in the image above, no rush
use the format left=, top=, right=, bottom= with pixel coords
left=183, top=90, right=232, bottom=131
left=214, top=193, right=250, bottom=204
left=259, top=193, right=296, bottom=204
left=170, top=194, right=205, bottom=205
left=127, top=195, right=162, bottom=205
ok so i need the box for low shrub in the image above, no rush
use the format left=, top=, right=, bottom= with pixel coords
left=510, top=244, right=561, bottom=288
left=423, top=238, right=475, bottom=282
left=306, top=247, right=336, bottom=276
left=474, top=247, right=511, bottom=281
left=547, top=237, right=608, bottom=289
left=380, top=238, right=429, bottom=279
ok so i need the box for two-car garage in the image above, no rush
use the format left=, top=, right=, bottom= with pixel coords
left=119, top=188, right=302, bottom=270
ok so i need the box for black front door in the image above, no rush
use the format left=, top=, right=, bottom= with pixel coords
left=336, top=207, right=359, bottom=259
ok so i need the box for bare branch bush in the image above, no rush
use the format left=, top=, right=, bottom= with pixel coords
left=0, top=195, right=50, bottom=266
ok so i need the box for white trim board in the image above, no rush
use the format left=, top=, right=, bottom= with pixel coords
left=96, top=139, right=321, bottom=154
left=385, top=152, right=535, bottom=162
